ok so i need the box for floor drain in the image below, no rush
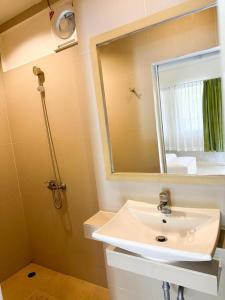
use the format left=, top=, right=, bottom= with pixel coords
left=156, top=235, right=167, bottom=242
left=27, top=272, right=36, bottom=278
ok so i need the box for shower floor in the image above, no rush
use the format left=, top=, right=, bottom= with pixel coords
left=1, top=263, right=110, bottom=300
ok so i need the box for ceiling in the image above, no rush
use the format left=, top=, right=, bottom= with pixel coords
left=0, top=0, right=42, bottom=25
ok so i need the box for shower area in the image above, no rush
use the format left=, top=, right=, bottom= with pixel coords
left=0, top=6, right=108, bottom=299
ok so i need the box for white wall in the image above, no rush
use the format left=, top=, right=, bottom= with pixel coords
left=74, top=1, right=225, bottom=299
left=73, top=0, right=225, bottom=222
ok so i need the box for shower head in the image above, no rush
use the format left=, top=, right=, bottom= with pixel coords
left=33, top=66, right=43, bottom=76
left=33, top=66, right=45, bottom=85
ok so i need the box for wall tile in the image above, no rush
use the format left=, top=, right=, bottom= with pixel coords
left=0, top=67, right=11, bottom=145
left=0, top=9, right=54, bottom=72
left=3, top=65, right=47, bottom=143
left=0, top=91, right=11, bottom=145
left=0, top=143, right=30, bottom=280
left=0, top=68, right=30, bottom=282
left=3, top=46, right=107, bottom=286
left=75, top=0, right=146, bottom=54
left=145, top=0, right=187, bottom=15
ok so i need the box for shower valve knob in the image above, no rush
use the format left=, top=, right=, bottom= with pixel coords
left=46, top=180, right=58, bottom=190
left=59, top=183, right=67, bottom=190
left=46, top=180, right=66, bottom=191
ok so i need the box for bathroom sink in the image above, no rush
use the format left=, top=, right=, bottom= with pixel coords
left=93, top=200, right=220, bottom=262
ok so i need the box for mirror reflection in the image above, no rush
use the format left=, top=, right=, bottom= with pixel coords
left=158, top=50, right=223, bottom=175
left=98, top=6, right=222, bottom=175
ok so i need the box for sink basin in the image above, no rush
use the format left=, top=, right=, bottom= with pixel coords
left=93, top=200, right=220, bottom=262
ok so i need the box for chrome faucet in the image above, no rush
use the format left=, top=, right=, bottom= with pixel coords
left=158, top=191, right=171, bottom=215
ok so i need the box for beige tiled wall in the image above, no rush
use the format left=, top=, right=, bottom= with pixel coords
left=0, top=69, right=30, bottom=281
left=2, top=47, right=107, bottom=286
left=0, top=1, right=107, bottom=287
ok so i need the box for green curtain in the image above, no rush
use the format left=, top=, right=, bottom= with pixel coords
left=203, top=78, right=224, bottom=152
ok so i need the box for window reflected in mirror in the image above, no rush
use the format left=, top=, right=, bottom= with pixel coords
left=157, top=49, right=224, bottom=175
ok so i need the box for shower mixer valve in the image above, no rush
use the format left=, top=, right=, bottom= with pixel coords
left=46, top=180, right=66, bottom=191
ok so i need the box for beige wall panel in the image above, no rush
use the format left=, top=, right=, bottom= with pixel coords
left=0, top=145, right=30, bottom=281
left=0, top=70, right=30, bottom=281
left=0, top=78, right=11, bottom=145
left=0, top=8, right=53, bottom=72
left=2, top=47, right=107, bottom=286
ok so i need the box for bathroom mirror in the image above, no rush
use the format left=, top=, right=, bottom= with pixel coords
left=91, top=0, right=225, bottom=184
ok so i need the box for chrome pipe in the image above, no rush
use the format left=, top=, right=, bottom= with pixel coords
left=177, top=286, right=185, bottom=300
left=162, top=281, right=170, bottom=300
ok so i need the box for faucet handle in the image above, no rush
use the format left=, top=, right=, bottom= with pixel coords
left=159, top=191, right=169, bottom=203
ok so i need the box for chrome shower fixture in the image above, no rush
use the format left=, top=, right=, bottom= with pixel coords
left=33, top=66, right=66, bottom=209
left=33, top=66, right=45, bottom=86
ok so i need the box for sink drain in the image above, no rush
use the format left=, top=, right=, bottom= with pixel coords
left=156, top=235, right=167, bottom=242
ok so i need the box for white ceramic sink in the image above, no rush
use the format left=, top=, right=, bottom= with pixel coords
left=93, top=200, right=220, bottom=262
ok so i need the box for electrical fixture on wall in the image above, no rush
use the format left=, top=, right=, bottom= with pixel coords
left=48, top=0, right=78, bottom=52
